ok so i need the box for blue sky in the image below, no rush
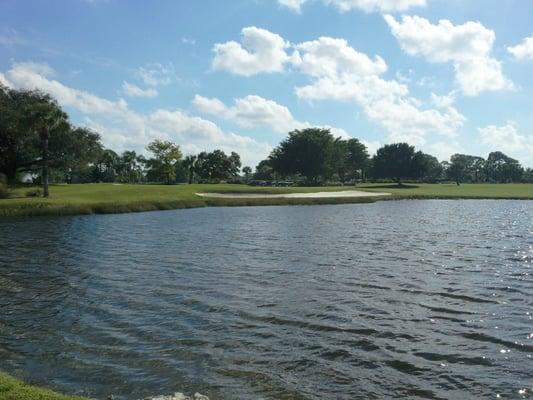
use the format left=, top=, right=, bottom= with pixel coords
left=1, top=0, right=532, bottom=167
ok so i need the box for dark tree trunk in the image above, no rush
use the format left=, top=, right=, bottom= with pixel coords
left=41, top=129, right=50, bottom=197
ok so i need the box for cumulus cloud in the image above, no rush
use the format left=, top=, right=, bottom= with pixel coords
left=425, top=140, right=464, bottom=162
left=293, top=37, right=387, bottom=78
left=211, top=26, right=465, bottom=146
left=193, top=94, right=350, bottom=138
left=193, top=94, right=306, bottom=133
left=430, top=91, right=456, bottom=108
left=478, top=123, right=533, bottom=165
left=122, top=81, right=158, bottom=98
left=507, top=36, right=533, bottom=60
left=291, top=36, right=465, bottom=145
left=212, top=27, right=292, bottom=76
left=278, top=0, right=426, bottom=13
left=1, top=62, right=271, bottom=167
left=384, top=15, right=513, bottom=96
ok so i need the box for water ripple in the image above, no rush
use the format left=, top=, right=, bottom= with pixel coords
left=0, top=200, right=532, bottom=399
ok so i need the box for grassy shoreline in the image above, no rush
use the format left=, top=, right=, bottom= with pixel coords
left=0, top=372, right=86, bottom=400
left=1, top=183, right=532, bottom=218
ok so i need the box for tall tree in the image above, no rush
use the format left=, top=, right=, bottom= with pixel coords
left=371, top=143, right=417, bottom=184
left=146, top=140, right=182, bottom=184
left=411, top=152, right=442, bottom=182
left=447, top=154, right=485, bottom=185
left=25, top=93, right=69, bottom=196
left=485, top=151, right=523, bottom=183
left=270, top=128, right=335, bottom=184
left=242, top=166, right=253, bottom=182
left=194, top=150, right=241, bottom=182
left=93, top=149, right=120, bottom=182
left=182, top=155, right=197, bottom=184
left=331, top=138, right=369, bottom=184
left=253, top=159, right=275, bottom=181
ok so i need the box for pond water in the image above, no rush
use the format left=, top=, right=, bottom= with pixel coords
left=0, top=200, right=532, bottom=399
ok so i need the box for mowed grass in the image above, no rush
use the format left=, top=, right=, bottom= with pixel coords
left=0, top=372, right=86, bottom=400
left=358, top=182, right=533, bottom=199
left=0, top=182, right=531, bottom=217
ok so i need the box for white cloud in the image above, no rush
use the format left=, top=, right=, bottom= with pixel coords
left=361, top=140, right=380, bottom=155
left=193, top=94, right=306, bottom=133
left=136, top=63, right=175, bottom=87
left=192, top=95, right=228, bottom=115
left=324, top=0, right=426, bottom=12
left=293, top=37, right=387, bottom=78
left=292, top=36, right=465, bottom=145
left=278, top=0, right=426, bottom=13
left=277, top=0, right=307, bottom=12
left=384, top=15, right=513, bottom=96
left=430, top=91, right=456, bottom=108
left=193, top=94, right=351, bottom=139
left=425, top=140, right=463, bottom=162
left=1, top=61, right=270, bottom=167
left=211, top=27, right=465, bottom=147
left=212, top=27, right=291, bottom=76
left=508, top=36, right=533, bottom=60
left=478, top=123, right=533, bottom=165
left=122, top=81, right=158, bottom=98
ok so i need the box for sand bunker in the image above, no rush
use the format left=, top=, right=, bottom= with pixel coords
left=196, top=190, right=391, bottom=199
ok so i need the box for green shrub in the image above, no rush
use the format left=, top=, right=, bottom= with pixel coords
left=25, top=188, right=43, bottom=197
left=0, top=184, right=9, bottom=199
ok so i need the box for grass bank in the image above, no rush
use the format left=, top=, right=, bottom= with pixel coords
left=0, top=183, right=531, bottom=218
left=0, top=372, right=86, bottom=400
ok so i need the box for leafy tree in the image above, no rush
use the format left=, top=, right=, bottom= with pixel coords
left=26, top=93, right=69, bottom=196
left=411, top=152, right=443, bottom=182
left=330, top=138, right=369, bottom=184
left=522, top=168, right=533, bottom=183
left=371, top=143, right=417, bottom=184
left=194, top=150, right=241, bottom=182
left=485, top=151, right=523, bottom=183
left=93, top=149, right=120, bottom=182
left=447, top=154, right=468, bottom=185
left=242, top=166, right=253, bottom=182
left=471, top=158, right=486, bottom=182
left=117, top=150, right=145, bottom=183
left=447, top=154, right=485, bottom=185
left=0, top=85, right=40, bottom=182
left=182, top=155, right=197, bottom=184
left=146, top=139, right=182, bottom=184
left=1, top=86, right=103, bottom=190
left=253, top=159, right=275, bottom=181
left=270, top=128, right=335, bottom=184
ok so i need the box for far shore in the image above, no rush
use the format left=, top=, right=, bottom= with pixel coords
left=0, top=183, right=532, bottom=218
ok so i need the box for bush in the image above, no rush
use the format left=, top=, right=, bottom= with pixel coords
left=26, top=188, right=43, bottom=197
left=0, top=184, right=9, bottom=199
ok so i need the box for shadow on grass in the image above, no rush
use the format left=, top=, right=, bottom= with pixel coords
left=358, top=184, right=420, bottom=189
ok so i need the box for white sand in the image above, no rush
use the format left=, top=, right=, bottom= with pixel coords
left=196, top=190, right=391, bottom=199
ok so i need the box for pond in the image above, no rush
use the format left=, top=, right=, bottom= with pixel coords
left=0, top=200, right=531, bottom=399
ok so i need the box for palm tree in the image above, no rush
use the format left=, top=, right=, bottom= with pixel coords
left=183, top=154, right=197, bottom=184
left=26, top=95, right=68, bottom=197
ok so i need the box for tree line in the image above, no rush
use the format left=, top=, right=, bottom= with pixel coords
left=0, top=85, right=242, bottom=196
left=256, top=128, right=532, bottom=185
left=1, top=86, right=532, bottom=197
